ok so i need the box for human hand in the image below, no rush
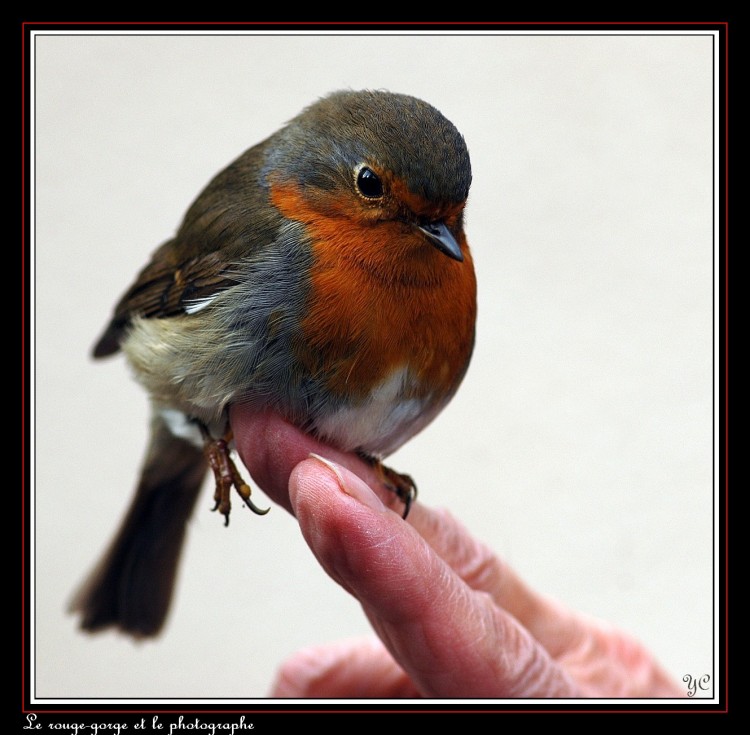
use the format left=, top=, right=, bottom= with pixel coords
left=230, top=407, right=681, bottom=698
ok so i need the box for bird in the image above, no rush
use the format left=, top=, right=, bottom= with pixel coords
left=71, top=89, right=477, bottom=638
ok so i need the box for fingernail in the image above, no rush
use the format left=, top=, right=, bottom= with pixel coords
left=308, top=453, right=386, bottom=512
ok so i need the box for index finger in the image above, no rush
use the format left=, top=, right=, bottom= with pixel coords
left=229, top=406, right=404, bottom=515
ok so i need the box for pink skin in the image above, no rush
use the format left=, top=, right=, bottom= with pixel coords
left=230, top=407, right=682, bottom=699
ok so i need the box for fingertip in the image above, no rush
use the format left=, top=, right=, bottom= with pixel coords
left=302, top=454, right=387, bottom=513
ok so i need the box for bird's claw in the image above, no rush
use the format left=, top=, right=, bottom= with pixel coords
left=203, top=427, right=270, bottom=525
left=356, top=451, right=418, bottom=520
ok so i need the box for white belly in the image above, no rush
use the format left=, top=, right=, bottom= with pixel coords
left=311, top=367, right=438, bottom=457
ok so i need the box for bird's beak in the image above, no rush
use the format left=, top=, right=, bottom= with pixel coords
left=417, top=221, right=464, bottom=262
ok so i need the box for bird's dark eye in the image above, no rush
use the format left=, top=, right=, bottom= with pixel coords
left=356, top=166, right=383, bottom=198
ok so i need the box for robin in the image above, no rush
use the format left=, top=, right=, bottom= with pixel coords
left=71, top=89, right=477, bottom=637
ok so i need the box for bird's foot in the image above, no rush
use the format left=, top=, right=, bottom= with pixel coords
left=202, top=427, right=270, bottom=526
left=356, top=451, right=417, bottom=520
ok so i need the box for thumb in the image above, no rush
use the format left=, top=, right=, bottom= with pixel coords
left=271, top=638, right=418, bottom=698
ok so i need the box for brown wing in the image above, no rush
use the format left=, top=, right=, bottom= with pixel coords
left=92, top=140, right=277, bottom=358
left=92, top=245, right=239, bottom=358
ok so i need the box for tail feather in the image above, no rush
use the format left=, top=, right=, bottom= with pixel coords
left=70, top=415, right=207, bottom=637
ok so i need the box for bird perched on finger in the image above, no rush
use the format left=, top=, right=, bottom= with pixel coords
left=71, top=89, right=477, bottom=638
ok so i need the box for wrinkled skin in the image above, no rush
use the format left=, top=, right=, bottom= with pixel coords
left=231, top=407, right=682, bottom=699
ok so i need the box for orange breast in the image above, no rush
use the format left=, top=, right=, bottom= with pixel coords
left=270, top=182, right=477, bottom=406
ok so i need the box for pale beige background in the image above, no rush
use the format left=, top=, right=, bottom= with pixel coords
left=32, top=31, right=716, bottom=702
